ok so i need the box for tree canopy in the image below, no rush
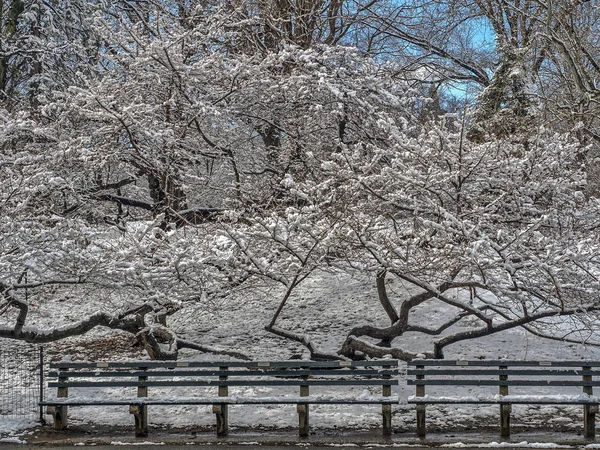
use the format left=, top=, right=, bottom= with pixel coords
left=1, top=0, right=599, bottom=360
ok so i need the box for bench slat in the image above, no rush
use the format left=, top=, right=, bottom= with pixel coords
left=407, top=394, right=599, bottom=405
left=407, top=369, right=600, bottom=376
left=407, top=360, right=600, bottom=367
left=49, top=379, right=398, bottom=388
left=48, top=369, right=398, bottom=378
left=40, top=395, right=400, bottom=406
left=49, top=360, right=398, bottom=369
left=408, top=379, right=600, bottom=387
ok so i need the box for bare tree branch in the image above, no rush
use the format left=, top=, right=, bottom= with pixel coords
left=266, top=325, right=345, bottom=361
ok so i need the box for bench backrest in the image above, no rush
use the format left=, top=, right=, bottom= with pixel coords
left=407, top=360, right=600, bottom=396
left=47, top=360, right=399, bottom=396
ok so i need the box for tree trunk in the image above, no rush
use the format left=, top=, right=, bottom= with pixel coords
left=148, top=172, right=188, bottom=228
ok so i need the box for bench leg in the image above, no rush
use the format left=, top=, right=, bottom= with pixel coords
left=213, top=404, right=228, bottom=436
left=500, top=404, right=511, bottom=438
left=47, top=406, right=68, bottom=430
left=297, top=404, right=309, bottom=437
left=382, top=404, right=392, bottom=436
left=129, top=404, right=148, bottom=437
left=416, top=405, right=426, bottom=437
left=584, top=405, right=597, bottom=438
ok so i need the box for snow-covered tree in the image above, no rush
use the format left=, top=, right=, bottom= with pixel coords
left=277, top=115, right=600, bottom=360
left=2, top=0, right=600, bottom=363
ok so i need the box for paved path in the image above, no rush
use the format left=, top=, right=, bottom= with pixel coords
left=0, top=442, right=589, bottom=450
left=7, top=425, right=598, bottom=449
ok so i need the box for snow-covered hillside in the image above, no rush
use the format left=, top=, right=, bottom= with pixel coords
left=2, top=270, right=600, bottom=437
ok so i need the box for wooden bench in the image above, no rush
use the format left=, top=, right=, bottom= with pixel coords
left=407, top=360, right=600, bottom=438
left=41, top=360, right=399, bottom=437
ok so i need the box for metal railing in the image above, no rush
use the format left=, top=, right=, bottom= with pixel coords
left=0, top=343, right=44, bottom=422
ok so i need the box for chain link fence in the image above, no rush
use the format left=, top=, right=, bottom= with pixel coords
left=0, top=343, right=43, bottom=421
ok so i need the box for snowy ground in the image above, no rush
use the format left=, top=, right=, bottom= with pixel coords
left=2, top=269, right=600, bottom=441
left=0, top=420, right=37, bottom=444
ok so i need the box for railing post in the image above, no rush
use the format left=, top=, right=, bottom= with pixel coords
left=382, top=362, right=393, bottom=436
left=499, top=365, right=511, bottom=438
left=130, top=366, right=149, bottom=437
left=583, top=365, right=596, bottom=438
left=213, top=366, right=229, bottom=436
left=298, top=374, right=310, bottom=437
left=416, top=364, right=426, bottom=437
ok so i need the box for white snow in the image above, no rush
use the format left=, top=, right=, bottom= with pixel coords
left=43, top=394, right=400, bottom=405
left=0, top=436, right=27, bottom=444
left=0, top=419, right=37, bottom=436
left=408, top=394, right=599, bottom=404
left=4, top=270, right=600, bottom=440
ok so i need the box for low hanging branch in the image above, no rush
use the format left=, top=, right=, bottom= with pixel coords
left=431, top=304, right=600, bottom=359
left=0, top=310, right=141, bottom=342
left=0, top=283, right=249, bottom=361
left=339, top=267, right=600, bottom=361
left=0, top=307, right=250, bottom=360
left=341, top=336, right=434, bottom=360
left=265, top=276, right=343, bottom=361
left=376, top=270, right=399, bottom=325
left=266, top=325, right=345, bottom=361
left=390, top=270, right=493, bottom=329
left=223, top=217, right=339, bottom=360
left=340, top=271, right=489, bottom=359
left=177, top=338, right=251, bottom=361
